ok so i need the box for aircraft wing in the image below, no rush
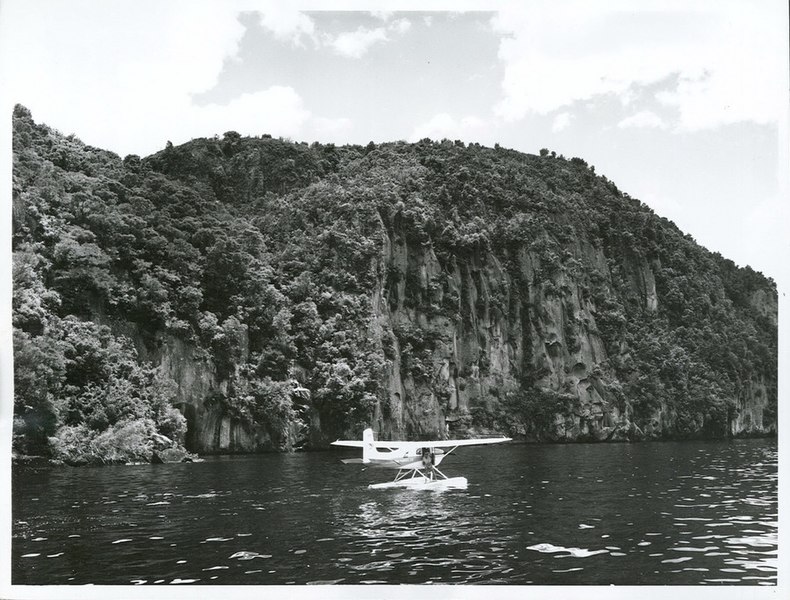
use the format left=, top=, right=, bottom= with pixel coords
left=395, top=437, right=512, bottom=450
left=331, top=437, right=511, bottom=450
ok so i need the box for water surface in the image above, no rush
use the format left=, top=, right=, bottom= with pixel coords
left=12, top=439, right=777, bottom=585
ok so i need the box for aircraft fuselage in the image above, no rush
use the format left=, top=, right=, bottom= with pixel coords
left=365, top=447, right=446, bottom=470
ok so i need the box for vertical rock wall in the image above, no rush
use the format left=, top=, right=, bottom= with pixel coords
left=365, top=223, right=774, bottom=442
left=129, top=221, right=775, bottom=451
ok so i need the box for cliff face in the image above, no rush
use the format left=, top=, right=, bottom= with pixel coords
left=363, top=221, right=774, bottom=443
left=152, top=335, right=298, bottom=453
left=150, top=214, right=775, bottom=451
left=11, top=107, right=778, bottom=457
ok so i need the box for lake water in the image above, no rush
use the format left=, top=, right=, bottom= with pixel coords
left=12, top=438, right=777, bottom=586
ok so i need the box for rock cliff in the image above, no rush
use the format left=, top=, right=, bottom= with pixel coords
left=11, top=108, right=777, bottom=457
left=144, top=209, right=777, bottom=450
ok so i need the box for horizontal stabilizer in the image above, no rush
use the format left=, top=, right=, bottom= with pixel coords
left=341, top=458, right=365, bottom=464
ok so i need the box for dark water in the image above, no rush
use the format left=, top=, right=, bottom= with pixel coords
left=12, top=439, right=777, bottom=585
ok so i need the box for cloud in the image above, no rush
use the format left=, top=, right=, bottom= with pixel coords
left=0, top=0, right=320, bottom=155
left=390, top=18, right=412, bottom=34
left=330, top=26, right=389, bottom=58
left=370, top=10, right=394, bottom=22
left=257, top=3, right=315, bottom=46
left=197, top=87, right=311, bottom=139
left=552, top=112, right=573, bottom=132
left=409, top=113, right=486, bottom=142
left=328, top=18, right=412, bottom=58
left=311, top=116, right=353, bottom=139
left=490, top=0, right=787, bottom=131
left=617, top=110, right=667, bottom=129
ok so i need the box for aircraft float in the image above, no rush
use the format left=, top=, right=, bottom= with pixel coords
left=332, top=428, right=511, bottom=490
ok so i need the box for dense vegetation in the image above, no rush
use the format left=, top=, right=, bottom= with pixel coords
left=11, top=105, right=777, bottom=462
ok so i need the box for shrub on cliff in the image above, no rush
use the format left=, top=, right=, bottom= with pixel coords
left=49, top=419, right=157, bottom=465
left=12, top=283, right=190, bottom=459
left=210, top=375, right=300, bottom=449
left=502, top=386, right=572, bottom=440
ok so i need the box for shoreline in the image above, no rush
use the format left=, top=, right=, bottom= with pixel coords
left=11, top=432, right=777, bottom=468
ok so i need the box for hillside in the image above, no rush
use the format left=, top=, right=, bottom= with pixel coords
left=11, top=105, right=777, bottom=464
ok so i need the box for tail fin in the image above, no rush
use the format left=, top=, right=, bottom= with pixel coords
left=362, top=428, right=376, bottom=463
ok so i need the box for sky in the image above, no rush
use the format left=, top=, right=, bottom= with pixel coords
left=0, top=0, right=788, bottom=291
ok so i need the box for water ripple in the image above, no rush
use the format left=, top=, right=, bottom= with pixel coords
left=11, top=439, right=777, bottom=585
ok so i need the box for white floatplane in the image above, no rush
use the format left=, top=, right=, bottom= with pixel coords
left=331, top=428, right=511, bottom=490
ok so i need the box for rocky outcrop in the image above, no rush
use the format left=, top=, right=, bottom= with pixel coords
left=131, top=215, right=775, bottom=450
left=89, top=323, right=289, bottom=454
left=153, top=335, right=303, bottom=454
left=361, top=222, right=775, bottom=443
left=110, top=212, right=774, bottom=451
left=730, top=376, right=774, bottom=436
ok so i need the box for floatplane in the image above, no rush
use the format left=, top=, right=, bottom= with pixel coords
left=332, top=428, right=511, bottom=490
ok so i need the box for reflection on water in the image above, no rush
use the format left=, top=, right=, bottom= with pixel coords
left=12, top=439, right=777, bottom=585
